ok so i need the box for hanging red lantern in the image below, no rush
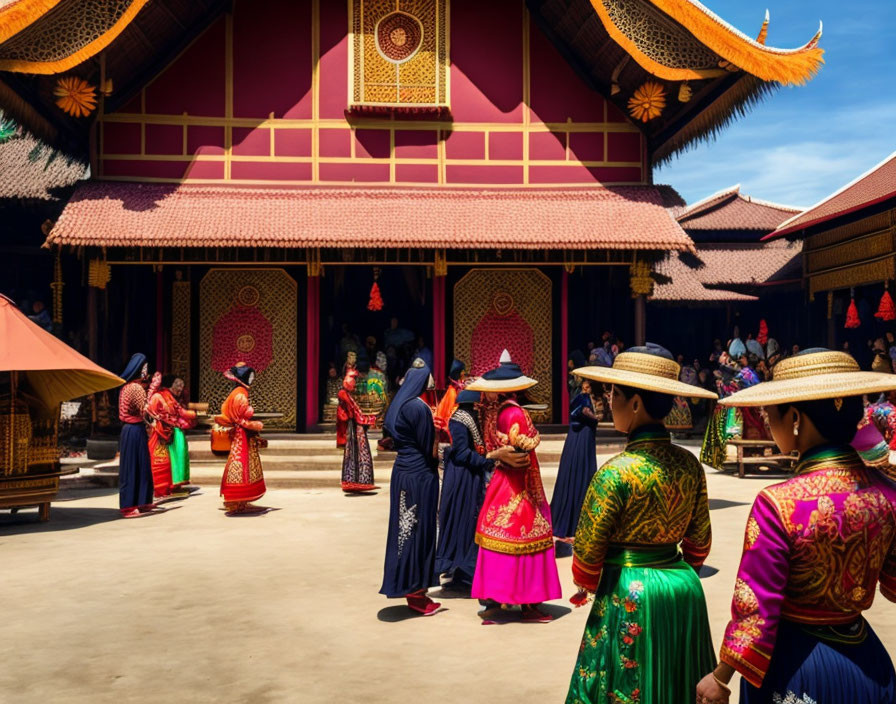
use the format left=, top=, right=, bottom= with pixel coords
left=367, top=267, right=384, bottom=311
left=845, top=297, right=861, bottom=329
left=875, top=283, right=895, bottom=321
left=757, top=319, right=769, bottom=345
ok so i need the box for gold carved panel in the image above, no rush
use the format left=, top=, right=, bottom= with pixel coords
left=454, top=268, right=552, bottom=422
left=350, top=0, right=449, bottom=107
left=806, top=230, right=895, bottom=274
left=199, top=269, right=297, bottom=429
left=809, top=258, right=896, bottom=296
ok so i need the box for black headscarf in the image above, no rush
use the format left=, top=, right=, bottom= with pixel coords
left=120, top=353, right=147, bottom=383
left=384, top=363, right=431, bottom=437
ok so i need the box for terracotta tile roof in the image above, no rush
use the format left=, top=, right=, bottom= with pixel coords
left=676, top=185, right=800, bottom=232
left=46, top=181, right=694, bottom=251
left=0, top=133, right=87, bottom=200
left=773, top=151, right=896, bottom=237
left=651, top=240, right=801, bottom=302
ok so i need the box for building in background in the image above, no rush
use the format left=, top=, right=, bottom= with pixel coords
left=0, top=0, right=824, bottom=427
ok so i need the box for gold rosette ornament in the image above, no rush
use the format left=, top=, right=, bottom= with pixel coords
left=628, top=81, right=666, bottom=122
left=54, top=77, right=97, bottom=118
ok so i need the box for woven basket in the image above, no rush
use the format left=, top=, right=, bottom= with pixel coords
left=0, top=396, right=32, bottom=476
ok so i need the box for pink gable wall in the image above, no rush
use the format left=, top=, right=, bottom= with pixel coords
left=99, top=0, right=647, bottom=185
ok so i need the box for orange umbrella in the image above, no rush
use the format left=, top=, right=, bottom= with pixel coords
left=0, top=295, right=123, bottom=409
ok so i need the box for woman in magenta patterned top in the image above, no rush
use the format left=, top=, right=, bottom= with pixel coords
left=697, top=349, right=896, bottom=704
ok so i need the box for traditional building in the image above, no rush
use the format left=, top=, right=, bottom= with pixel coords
left=650, top=185, right=802, bottom=356
left=769, top=151, right=896, bottom=359
left=0, top=0, right=824, bottom=427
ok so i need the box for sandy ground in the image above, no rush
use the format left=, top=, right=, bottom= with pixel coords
left=1, top=464, right=894, bottom=704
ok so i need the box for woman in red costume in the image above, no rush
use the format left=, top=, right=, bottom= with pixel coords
left=216, top=363, right=267, bottom=515
left=338, top=368, right=378, bottom=492
left=466, top=350, right=562, bottom=623
left=147, top=373, right=196, bottom=499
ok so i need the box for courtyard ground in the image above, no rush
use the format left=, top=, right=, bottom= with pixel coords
left=1, top=461, right=894, bottom=703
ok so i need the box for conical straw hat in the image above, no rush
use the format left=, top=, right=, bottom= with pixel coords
left=574, top=349, right=717, bottom=400
left=719, top=349, right=896, bottom=407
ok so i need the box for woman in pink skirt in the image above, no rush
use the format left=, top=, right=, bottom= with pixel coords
left=466, top=350, right=562, bottom=623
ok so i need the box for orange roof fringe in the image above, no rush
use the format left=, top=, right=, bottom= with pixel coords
left=0, top=0, right=63, bottom=44
left=589, top=0, right=824, bottom=85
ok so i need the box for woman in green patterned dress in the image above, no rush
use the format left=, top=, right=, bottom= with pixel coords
left=566, top=344, right=719, bottom=704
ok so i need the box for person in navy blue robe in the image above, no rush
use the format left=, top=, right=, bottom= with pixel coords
left=379, top=362, right=442, bottom=616
left=550, top=380, right=599, bottom=544
left=436, top=390, right=495, bottom=590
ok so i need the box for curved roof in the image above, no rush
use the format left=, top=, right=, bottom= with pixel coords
left=771, top=151, right=896, bottom=238
left=589, top=0, right=823, bottom=86
left=676, top=185, right=800, bottom=232
left=0, top=0, right=150, bottom=74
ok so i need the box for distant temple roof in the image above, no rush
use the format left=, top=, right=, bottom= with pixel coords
left=46, top=182, right=693, bottom=251
left=0, top=0, right=823, bottom=162
left=675, top=185, right=800, bottom=232
left=771, top=151, right=896, bottom=237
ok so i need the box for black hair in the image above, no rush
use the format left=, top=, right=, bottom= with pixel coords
left=615, top=384, right=675, bottom=421
left=161, top=374, right=179, bottom=388
left=774, top=347, right=864, bottom=444
left=777, top=397, right=863, bottom=445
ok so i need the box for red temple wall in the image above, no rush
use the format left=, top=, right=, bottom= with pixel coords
left=99, top=0, right=646, bottom=186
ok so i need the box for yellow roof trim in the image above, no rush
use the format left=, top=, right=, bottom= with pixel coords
left=0, top=0, right=64, bottom=44
left=589, top=0, right=824, bottom=86
left=0, top=0, right=149, bottom=74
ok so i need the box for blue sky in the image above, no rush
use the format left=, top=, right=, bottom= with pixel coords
left=655, top=0, right=896, bottom=208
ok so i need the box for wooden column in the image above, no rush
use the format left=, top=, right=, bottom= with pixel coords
left=305, top=252, right=321, bottom=430
left=561, top=269, right=569, bottom=424
left=87, top=287, right=98, bottom=361
left=432, top=251, right=447, bottom=388
left=155, top=269, right=165, bottom=372
left=634, top=295, right=646, bottom=346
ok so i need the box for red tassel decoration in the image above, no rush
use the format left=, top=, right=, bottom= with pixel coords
left=757, top=319, right=769, bottom=345
left=875, top=286, right=895, bottom=321
left=367, top=282, right=384, bottom=311
left=845, top=298, right=861, bottom=329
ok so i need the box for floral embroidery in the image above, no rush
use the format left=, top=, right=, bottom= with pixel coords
left=618, top=654, right=639, bottom=670
left=772, top=692, right=817, bottom=704
left=620, top=621, right=642, bottom=645
left=397, top=490, right=418, bottom=558
left=745, top=516, right=760, bottom=550
left=733, top=577, right=759, bottom=616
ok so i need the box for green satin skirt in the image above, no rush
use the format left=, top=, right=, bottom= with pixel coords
left=566, top=546, right=716, bottom=704
left=170, top=427, right=190, bottom=485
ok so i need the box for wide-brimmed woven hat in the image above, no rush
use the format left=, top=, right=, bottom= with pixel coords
left=465, top=350, right=537, bottom=392
left=719, top=349, right=896, bottom=407
left=574, top=343, right=717, bottom=400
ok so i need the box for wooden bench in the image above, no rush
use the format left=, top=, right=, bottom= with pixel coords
left=728, top=439, right=797, bottom=478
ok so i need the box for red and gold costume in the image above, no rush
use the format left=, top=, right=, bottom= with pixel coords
left=147, top=386, right=196, bottom=496
left=475, top=400, right=553, bottom=554
left=337, top=373, right=377, bottom=492
left=720, top=446, right=896, bottom=689
left=216, top=384, right=266, bottom=506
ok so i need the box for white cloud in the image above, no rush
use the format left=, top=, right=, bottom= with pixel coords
left=657, top=100, right=896, bottom=206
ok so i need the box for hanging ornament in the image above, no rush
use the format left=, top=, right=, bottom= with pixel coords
left=50, top=254, right=64, bottom=324
left=367, top=267, right=384, bottom=311
left=88, top=258, right=111, bottom=289
left=628, top=81, right=666, bottom=122
left=53, top=76, right=97, bottom=118
left=845, top=290, right=861, bottom=329
left=875, top=282, right=895, bottom=321
left=757, top=319, right=769, bottom=345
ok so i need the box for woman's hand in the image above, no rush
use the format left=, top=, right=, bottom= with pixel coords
left=487, top=446, right=530, bottom=468
left=696, top=671, right=730, bottom=704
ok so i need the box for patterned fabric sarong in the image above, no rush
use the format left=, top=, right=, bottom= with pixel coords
left=341, top=417, right=375, bottom=491
left=566, top=546, right=716, bottom=704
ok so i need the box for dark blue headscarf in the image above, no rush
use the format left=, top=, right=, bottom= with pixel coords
left=384, top=363, right=431, bottom=437
left=120, top=353, right=147, bottom=382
